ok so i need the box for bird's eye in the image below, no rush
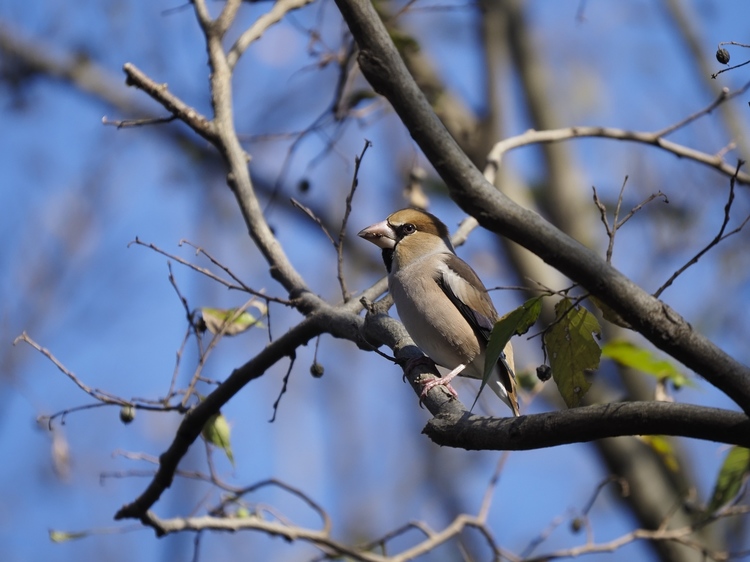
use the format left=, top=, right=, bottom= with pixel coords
left=402, top=223, right=416, bottom=235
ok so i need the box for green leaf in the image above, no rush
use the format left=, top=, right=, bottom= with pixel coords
left=200, top=307, right=264, bottom=336
left=478, top=297, right=543, bottom=402
left=543, top=298, right=602, bottom=408
left=707, top=446, right=750, bottom=514
left=202, top=412, right=235, bottom=466
left=602, top=340, right=694, bottom=389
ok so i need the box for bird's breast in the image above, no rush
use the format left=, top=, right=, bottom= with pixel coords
left=389, top=267, right=481, bottom=373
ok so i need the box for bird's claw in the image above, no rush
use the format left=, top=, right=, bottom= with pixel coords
left=418, top=377, right=458, bottom=406
left=400, top=356, right=457, bottom=405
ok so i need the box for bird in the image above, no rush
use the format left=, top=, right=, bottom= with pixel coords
left=358, top=208, right=520, bottom=416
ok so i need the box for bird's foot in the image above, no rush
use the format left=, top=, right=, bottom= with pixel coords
left=419, top=377, right=459, bottom=401
left=402, top=356, right=461, bottom=405
left=419, top=362, right=467, bottom=404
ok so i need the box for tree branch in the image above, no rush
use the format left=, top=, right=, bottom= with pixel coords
left=333, top=0, right=750, bottom=415
left=484, top=124, right=750, bottom=186
left=424, top=402, right=750, bottom=450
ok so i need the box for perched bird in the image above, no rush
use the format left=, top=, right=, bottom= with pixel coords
left=359, top=208, right=520, bottom=416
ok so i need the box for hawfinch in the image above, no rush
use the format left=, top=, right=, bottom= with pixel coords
left=359, top=208, right=520, bottom=416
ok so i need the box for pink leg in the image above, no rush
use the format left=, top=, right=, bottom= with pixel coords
left=419, top=363, right=466, bottom=400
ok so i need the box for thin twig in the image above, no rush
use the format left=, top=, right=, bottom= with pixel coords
left=712, top=59, right=750, bottom=79
left=290, top=198, right=336, bottom=245
left=485, top=98, right=750, bottom=187
left=592, top=178, right=668, bottom=263
left=269, top=352, right=296, bottom=422
left=123, top=63, right=218, bottom=142
left=178, top=239, right=282, bottom=301
left=101, top=115, right=177, bottom=129
left=226, top=0, right=315, bottom=70
left=653, top=85, right=739, bottom=137
left=524, top=505, right=750, bottom=562
left=14, top=333, right=124, bottom=405
left=477, top=451, right=510, bottom=522
left=129, top=237, right=291, bottom=304
left=337, top=139, right=372, bottom=301
left=654, top=160, right=748, bottom=298
left=167, top=326, right=192, bottom=407
left=181, top=297, right=259, bottom=408
left=592, top=185, right=614, bottom=263
left=615, top=191, right=668, bottom=230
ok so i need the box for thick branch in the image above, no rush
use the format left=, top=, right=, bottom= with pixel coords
left=334, top=0, right=750, bottom=415
left=196, top=0, right=311, bottom=297
left=424, top=402, right=750, bottom=450
left=361, top=304, right=750, bottom=450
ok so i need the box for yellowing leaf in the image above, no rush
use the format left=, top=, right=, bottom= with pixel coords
left=602, top=340, right=694, bottom=389
left=543, top=298, right=601, bottom=408
left=707, top=446, right=750, bottom=514
left=235, top=506, right=251, bottom=519
left=202, top=412, right=235, bottom=466
left=200, top=307, right=263, bottom=336
left=49, top=530, right=89, bottom=543
left=640, top=435, right=680, bottom=472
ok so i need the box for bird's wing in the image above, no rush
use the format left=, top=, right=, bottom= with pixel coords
left=438, top=254, right=497, bottom=341
left=438, top=254, right=517, bottom=394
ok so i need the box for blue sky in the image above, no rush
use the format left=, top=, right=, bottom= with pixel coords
left=2, top=1, right=750, bottom=561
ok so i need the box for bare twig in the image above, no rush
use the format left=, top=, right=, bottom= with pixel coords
left=525, top=505, right=750, bottom=562
left=337, top=139, right=372, bottom=301
left=178, top=240, right=280, bottom=301
left=167, top=327, right=192, bottom=407
left=14, top=333, right=125, bottom=405
left=654, top=160, right=749, bottom=298
left=477, top=451, right=510, bottom=521
left=712, top=60, right=750, bottom=79
left=592, top=178, right=668, bottom=263
left=653, top=83, right=749, bottom=137
left=485, top=119, right=750, bottom=187
left=122, top=63, right=218, bottom=142
left=101, top=115, right=177, bottom=129
left=227, top=0, right=315, bottom=69
left=129, top=237, right=291, bottom=304
left=290, top=198, right=336, bottom=245
left=181, top=297, right=259, bottom=408
left=269, top=352, right=296, bottom=422
left=615, top=191, right=668, bottom=230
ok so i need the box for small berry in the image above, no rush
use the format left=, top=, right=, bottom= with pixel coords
left=310, top=362, right=324, bottom=378
left=536, top=364, right=552, bottom=382
left=119, top=405, right=136, bottom=424
left=716, top=48, right=730, bottom=65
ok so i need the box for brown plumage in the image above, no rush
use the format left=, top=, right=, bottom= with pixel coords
left=359, top=209, right=519, bottom=416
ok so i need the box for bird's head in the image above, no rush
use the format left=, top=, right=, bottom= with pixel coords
left=358, top=208, right=454, bottom=252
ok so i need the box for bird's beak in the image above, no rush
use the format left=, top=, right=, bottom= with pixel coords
left=358, top=220, right=396, bottom=249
